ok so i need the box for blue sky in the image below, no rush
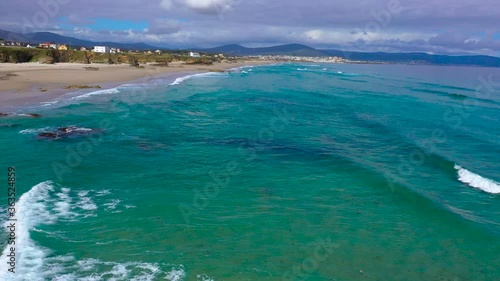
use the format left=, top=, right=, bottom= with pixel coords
left=59, top=17, right=149, bottom=32
left=0, top=0, right=499, bottom=55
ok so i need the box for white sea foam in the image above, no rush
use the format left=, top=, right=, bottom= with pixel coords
left=96, top=189, right=111, bottom=196
left=166, top=265, right=186, bottom=281
left=19, top=126, right=93, bottom=136
left=0, top=182, right=180, bottom=280
left=0, top=182, right=95, bottom=280
left=19, top=127, right=53, bottom=134
left=76, top=191, right=98, bottom=211
left=455, top=164, right=500, bottom=194
left=72, top=88, right=121, bottom=100
left=197, top=274, right=215, bottom=281
left=54, top=187, right=77, bottom=219
left=40, top=100, right=59, bottom=106
left=0, top=181, right=54, bottom=280
left=104, top=199, right=121, bottom=210
left=46, top=259, right=164, bottom=281
left=169, top=72, right=220, bottom=86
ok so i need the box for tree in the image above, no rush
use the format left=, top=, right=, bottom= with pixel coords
left=128, top=56, right=139, bottom=67
left=84, top=51, right=93, bottom=64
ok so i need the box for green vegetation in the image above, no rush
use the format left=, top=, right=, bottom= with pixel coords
left=0, top=47, right=232, bottom=65
left=184, top=57, right=214, bottom=65
left=0, top=47, right=41, bottom=63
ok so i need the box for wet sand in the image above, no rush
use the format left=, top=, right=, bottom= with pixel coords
left=0, top=61, right=272, bottom=108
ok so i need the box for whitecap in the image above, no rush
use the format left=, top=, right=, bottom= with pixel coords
left=166, top=265, right=186, bottom=281
left=76, top=191, right=98, bottom=211
left=0, top=182, right=167, bottom=280
left=169, top=72, right=222, bottom=86
left=0, top=181, right=95, bottom=280
left=96, top=189, right=111, bottom=196
left=19, top=126, right=53, bottom=134
left=454, top=164, right=500, bottom=194
left=72, top=88, right=121, bottom=100
left=20, top=125, right=94, bottom=136
left=104, top=199, right=121, bottom=210
left=0, top=181, right=54, bottom=280
left=197, top=274, right=215, bottom=281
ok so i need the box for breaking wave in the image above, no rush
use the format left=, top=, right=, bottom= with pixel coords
left=455, top=164, right=500, bottom=194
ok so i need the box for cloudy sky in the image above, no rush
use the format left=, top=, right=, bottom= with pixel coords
left=1, top=0, right=499, bottom=55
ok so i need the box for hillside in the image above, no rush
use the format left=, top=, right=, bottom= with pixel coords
left=202, top=44, right=326, bottom=57
left=0, top=29, right=160, bottom=51
left=202, top=44, right=500, bottom=67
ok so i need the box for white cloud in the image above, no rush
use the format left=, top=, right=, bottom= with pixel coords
left=185, top=0, right=233, bottom=13
left=160, top=0, right=173, bottom=10
left=147, top=19, right=182, bottom=34
left=159, top=0, right=236, bottom=15
left=73, top=27, right=92, bottom=36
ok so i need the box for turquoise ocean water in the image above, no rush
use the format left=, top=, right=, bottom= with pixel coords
left=0, top=63, right=499, bottom=280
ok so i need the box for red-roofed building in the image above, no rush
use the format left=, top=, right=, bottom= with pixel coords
left=39, top=42, right=51, bottom=48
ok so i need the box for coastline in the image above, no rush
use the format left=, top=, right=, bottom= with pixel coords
left=0, top=60, right=273, bottom=111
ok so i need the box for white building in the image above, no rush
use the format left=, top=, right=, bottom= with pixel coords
left=93, top=46, right=110, bottom=53
left=189, top=52, right=201, bottom=58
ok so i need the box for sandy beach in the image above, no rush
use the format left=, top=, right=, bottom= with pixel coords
left=0, top=60, right=272, bottom=109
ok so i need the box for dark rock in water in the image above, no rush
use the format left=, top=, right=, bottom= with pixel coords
left=38, top=132, right=60, bottom=139
left=37, top=126, right=103, bottom=140
left=57, top=127, right=73, bottom=133
left=0, top=113, right=41, bottom=118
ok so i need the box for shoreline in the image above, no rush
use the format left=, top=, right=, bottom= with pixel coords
left=0, top=60, right=274, bottom=112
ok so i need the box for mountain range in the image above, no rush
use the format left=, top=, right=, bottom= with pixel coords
left=1, top=29, right=500, bottom=67
left=202, top=44, right=500, bottom=67
left=0, top=29, right=158, bottom=51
